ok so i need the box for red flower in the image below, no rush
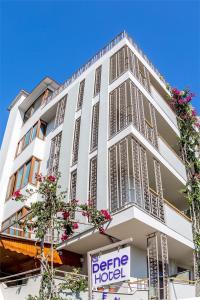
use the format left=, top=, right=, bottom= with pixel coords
left=13, top=190, right=22, bottom=198
left=72, top=222, right=79, bottom=229
left=172, top=88, right=180, bottom=96
left=191, top=109, right=197, bottom=117
left=36, top=174, right=43, bottom=182
left=82, top=211, right=89, bottom=217
left=100, top=209, right=111, bottom=220
left=63, top=211, right=70, bottom=219
left=47, top=175, right=56, bottom=182
left=99, top=227, right=105, bottom=234
left=61, top=233, right=69, bottom=242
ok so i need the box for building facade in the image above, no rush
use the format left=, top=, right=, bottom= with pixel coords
left=0, top=32, right=196, bottom=299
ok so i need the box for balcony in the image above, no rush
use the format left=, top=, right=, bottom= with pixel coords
left=151, top=84, right=178, bottom=127
left=164, top=198, right=193, bottom=241
left=158, top=135, right=187, bottom=181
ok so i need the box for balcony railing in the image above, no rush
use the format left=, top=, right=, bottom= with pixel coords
left=43, top=31, right=167, bottom=107
left=158, top=135, right=187, bottom=180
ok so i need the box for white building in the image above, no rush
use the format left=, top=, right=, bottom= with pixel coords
left=0, top=31, right=196, bottom=299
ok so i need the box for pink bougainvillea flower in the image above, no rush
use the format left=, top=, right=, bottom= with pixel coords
left=100, top=209, right=112, bottom=220
left=99, top=227, right=105, bottom=234
left=185, top=96, right=192, bottom=103
left=195, top=122, right=200, bottom=128
left=179, top=91, right=185, bottom=96
left=47, top=175, right=56, bottom=182
left=172, top=88, right=180, bottom=95
left=191, top=109, right=197, bottom=117
left=61, top=233, right=69, bottom=242
left=63, top=211, right=70, bottom=219
left=82, top=211, right=89, bottom=217
left=13, top=190, right=22, bottom=198
left=36, top=174, right=43, bottom=182
left=72, top=222, right=79, bottom=229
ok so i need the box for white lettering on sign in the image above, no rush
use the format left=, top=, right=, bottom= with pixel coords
left=91, top=246, right=130, bottom=288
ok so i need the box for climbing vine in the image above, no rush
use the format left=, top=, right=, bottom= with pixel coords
left=13, top=174, right=111, bottom=300
left=169, top=87, right=200, bottom=283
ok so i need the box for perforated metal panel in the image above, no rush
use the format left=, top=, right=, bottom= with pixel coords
left=88, top=156, right=97, bottom=208
left=54, top=96, right=67, bottom=128
left=94, top=66, right=102, bottom=96
left=48, top=132, right=62, bottom=176
left=70, top=169, right=77, bottom=200
left=77, top=79, right=85, bottom=110
left=72, top=117, right=81, bottom=164
left=90, top=102, right=99, bottom=151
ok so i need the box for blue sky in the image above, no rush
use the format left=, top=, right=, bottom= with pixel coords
left=0, top=0, right=199, bottom=145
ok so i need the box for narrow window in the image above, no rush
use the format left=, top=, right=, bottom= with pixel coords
left=70, top=169, right=77, bottom=200
left=94, top=66, right=102, bottom=96
left=77, top=80, right=85, bottom=110
left=90, top=103, right=99, bottom=151
left=72, top=118, right=81, bottom=164
left=23, top=129, right=31, bottom=149
left=38, top=121, right=47, bottom=140
left=22, top=160, right=31, bottom=187
left=6, top=175, right=16, bottom=200
left=15, top=167, right=24, bottom=191
left=54, top=95, right=67, bottom=128
left=31, top=158, right=40, bottom=185
left=48, top=132, right=62, bottom=175
left=88, top=156, right=97, bottom=208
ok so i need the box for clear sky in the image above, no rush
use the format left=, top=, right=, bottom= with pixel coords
left=0, top=0, right=199, bottom=146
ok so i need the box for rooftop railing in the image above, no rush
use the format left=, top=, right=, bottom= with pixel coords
left=44, top=31, right=167, bottom=107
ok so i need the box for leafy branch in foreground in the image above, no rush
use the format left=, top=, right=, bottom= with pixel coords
left=13, top=173, right=111, bottom=300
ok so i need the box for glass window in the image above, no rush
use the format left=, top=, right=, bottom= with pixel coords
left=34, top=97, right=42, bottom=111
left=31, top=159, right=39, bottom=185
left=31, top=123, right=38, bottom=141
left=24, top=106, right=33, bottom=122
left=22, top=161, right=31, bottom=187
left=38, top=122, right=46, bottom=139
left=15, top=167, right=23, bottom=190
left=23, top=130, right=31, bottom=148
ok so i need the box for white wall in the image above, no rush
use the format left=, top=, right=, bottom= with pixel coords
left=0, top=93, right=26, bottom=227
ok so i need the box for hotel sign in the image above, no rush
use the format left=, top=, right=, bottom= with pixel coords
left=91, top=246, right=130, bottom=288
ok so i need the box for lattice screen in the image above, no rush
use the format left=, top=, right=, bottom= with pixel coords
left=54, top=95, right=67, bottom=128
left=109, top=136, right=165, bottom=222
left=94, top=66, right=102, bottom=96
left=88, top=156, right=97, bottom=208
left=109, top=79, right=158, bottom=147
left=72, top=117, right=81, bottom=164
left=77, top=79, right=85, bottom=111
left=48, top=132, right=62, bottom=176
left=70, top=169, right=77, bottom=200
left=109, top=45, right=151, bottom=93
left=147, top=232, right=169, bottom=300
left=90, top=102, right=99, bottom=151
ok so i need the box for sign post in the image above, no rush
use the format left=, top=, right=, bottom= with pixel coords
left=87, top=237, right=133, bottom=300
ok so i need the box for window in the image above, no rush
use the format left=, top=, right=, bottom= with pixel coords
left=6, top=157, right=40, bottom=200
left=88, top=156, right=97, bottom=208
left=109, top=46, right=150, bottom=92
left=54, top=95, right=67, bottom=128
left=70, top=169, right=77, bottom=200
left=48, top=132, right=62, bottom=176
left=23, top=89, right=52, bottom=123
left=77, top=80, right=85, bottom=111
left=16, top=120, right=46, bottom=157
left=90, top=103, right=99, bottom=151
left=109, top=80, right=139, bottom=137
left=72, top=118, right=81, bottom=164
left=94, top=66, right=102, bottom=96
left=2, top=207, right=30, bottom=238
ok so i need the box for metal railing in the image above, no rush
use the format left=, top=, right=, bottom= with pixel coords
left=43, top=31, right=167, bottom=107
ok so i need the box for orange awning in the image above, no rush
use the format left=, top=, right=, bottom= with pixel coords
left=0, top=234, right=81, bottom=266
